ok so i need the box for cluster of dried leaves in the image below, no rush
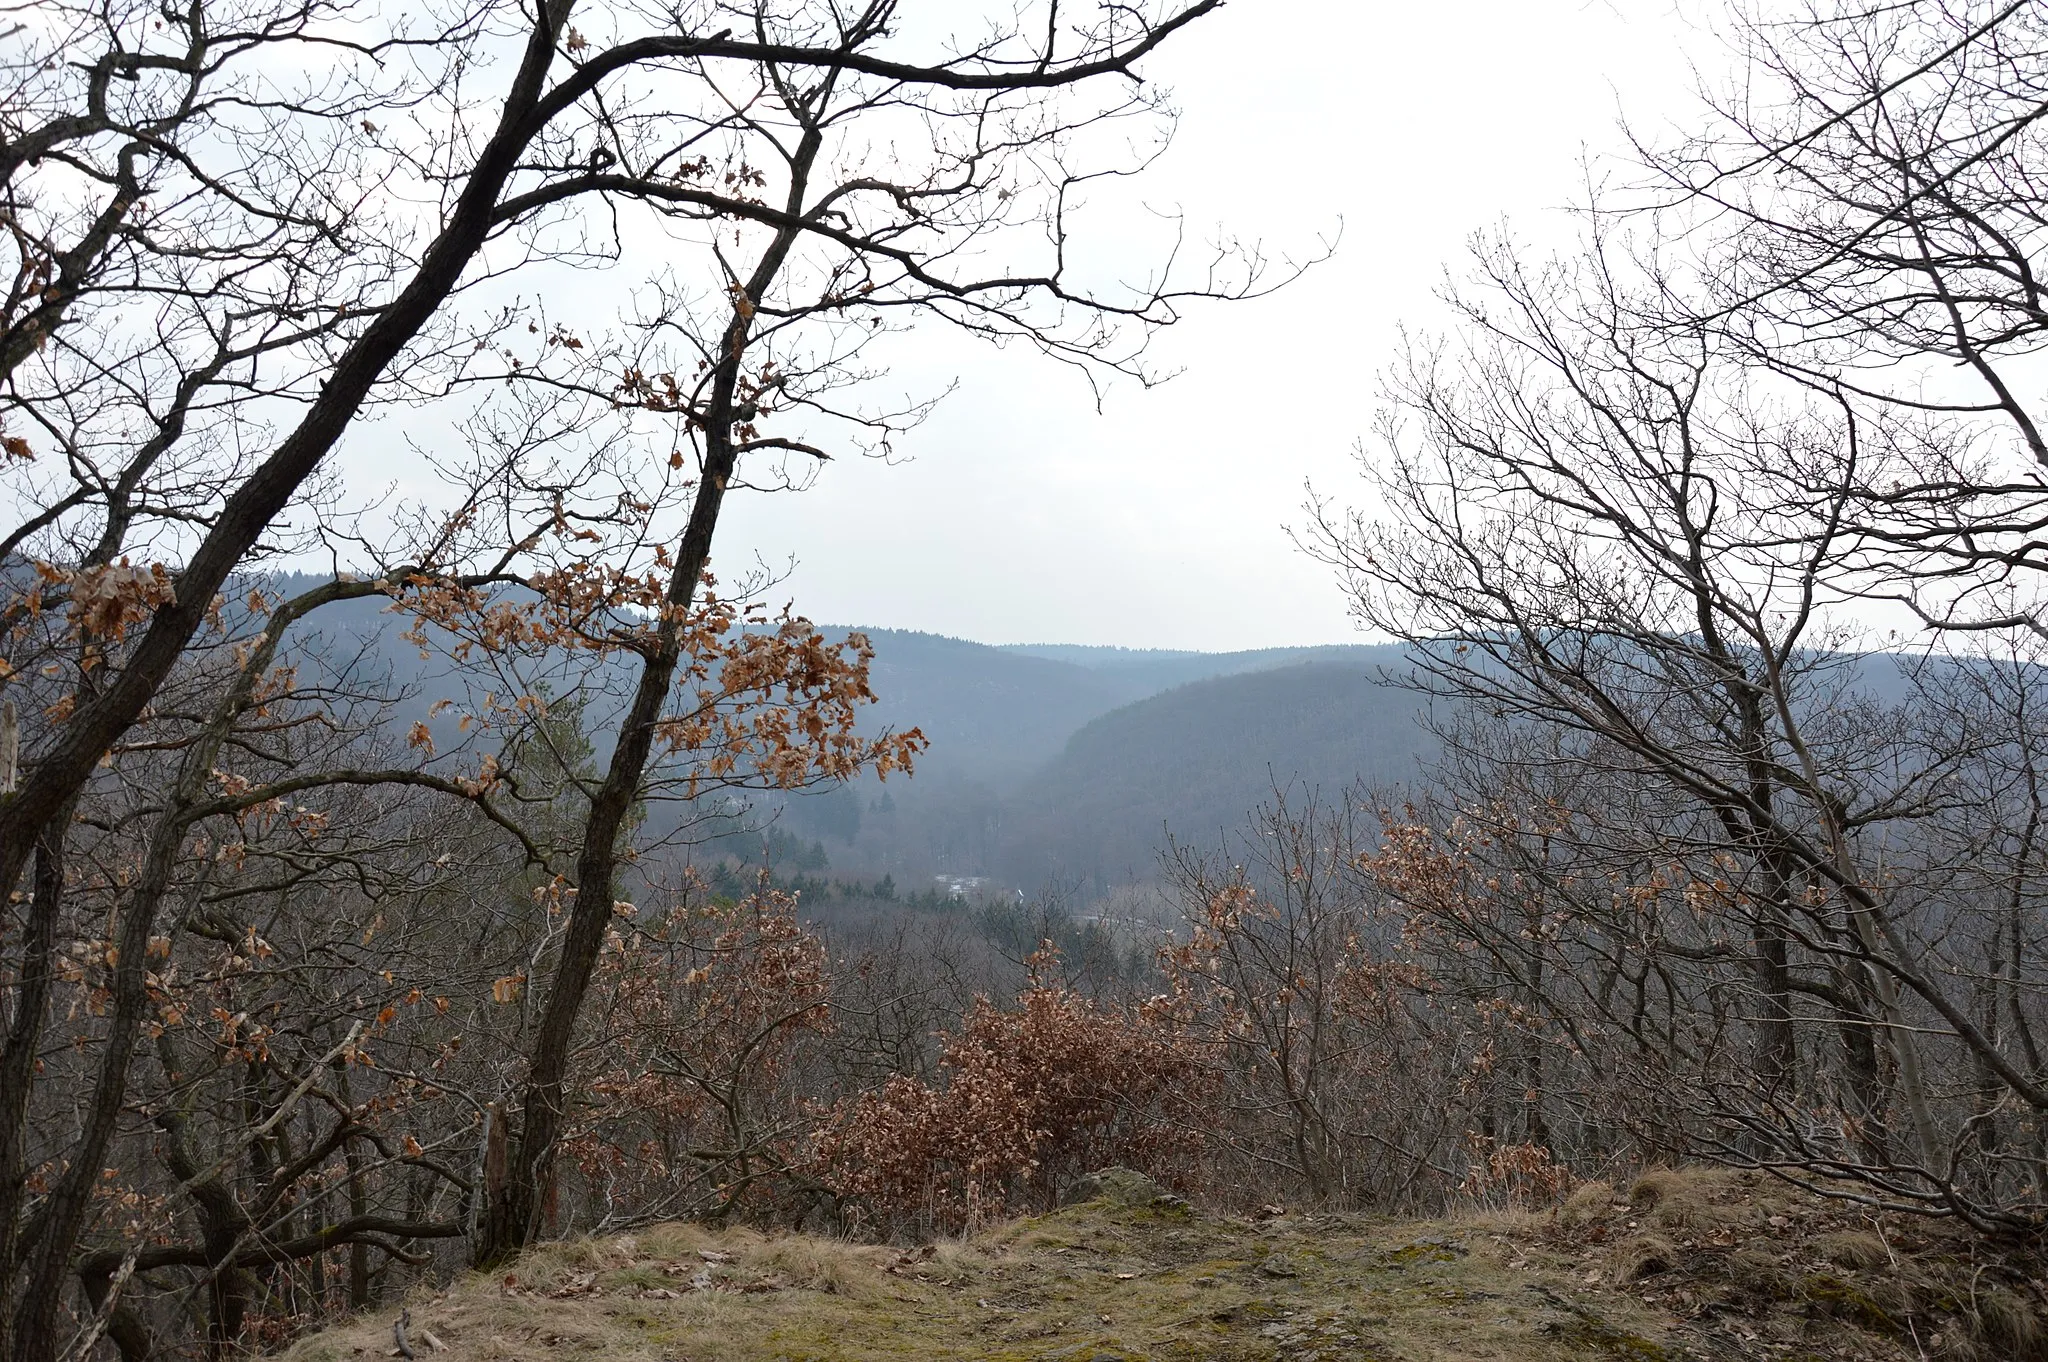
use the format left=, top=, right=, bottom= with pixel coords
left=806, top=955, right=1208, bottom=1235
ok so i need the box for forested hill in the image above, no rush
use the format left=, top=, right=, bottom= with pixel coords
left=844, top=628, right=1405, bottom=783
left=250, top=583, right=1432, bottom=889
left=249, top=585, right=1404, bottom=792
left=248, top=589, right=1952, bottom=895
left=838, top=630, right=1149, bottom=782
left=1001, top=639, right=1403, bottom=695
left=993, top=659, right=1433, bottom=888
left=788, top=634, right=1430, bottom=891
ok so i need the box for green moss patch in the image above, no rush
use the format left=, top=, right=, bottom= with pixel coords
left=282, top=1170, right=2048, bottom=1362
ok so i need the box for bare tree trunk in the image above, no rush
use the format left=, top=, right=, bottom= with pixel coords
left=1521, top=887, right=1549, bottom=1147
left=1835, top=972, right=1890, bottom=1165
left=0, top=803, right=71, bottom=1360
left=484, top=422, right=740, bottom=1265
left=480, top=108, right=830, bottom=1268
left=1751, top=899, right=1797, bottom=1092
left=77, top=1261, right=154, bottom=1362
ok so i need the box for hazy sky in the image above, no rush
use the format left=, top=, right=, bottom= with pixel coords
left=698, top=0, right=1709, bottom=651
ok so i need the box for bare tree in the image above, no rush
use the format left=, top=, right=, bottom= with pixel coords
left=1159, top=788, right=1487, bottom=1210
left=2, top=1, right=1281, bottom=1348
left=1314, top=224, right=2048, bottom=1228
left=1642, top=0, right=2048, bottom=636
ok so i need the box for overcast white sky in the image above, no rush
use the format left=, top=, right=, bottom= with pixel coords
left=337, top=0, right=1692, bottom=655
left=699, top=0, right=1711, bottom=651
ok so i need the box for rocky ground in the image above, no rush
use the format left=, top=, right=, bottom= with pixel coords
left=284, top=1168, right=2046, bottom=1362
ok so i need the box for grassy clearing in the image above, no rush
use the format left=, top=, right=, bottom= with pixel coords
left=283, top=1169, right=2046, bottom=1361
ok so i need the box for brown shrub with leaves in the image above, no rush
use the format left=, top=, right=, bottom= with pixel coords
left=808, top=951, right=1208, bottom=1235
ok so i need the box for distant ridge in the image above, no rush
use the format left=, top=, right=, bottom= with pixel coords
left=836, top=629, right=1396, bottom=781
left=993, top=657, right=1430, bottom=889
left=237, top=584, right=1433, bottom=888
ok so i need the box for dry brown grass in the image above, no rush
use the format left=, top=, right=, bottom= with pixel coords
left=280, top=1166, right=2048, bottom=1362
left=1609, top=1231, right=1681, bottom=1284
left=1541, top=1165, right=2048, bottom=1362
left=1626, top=1166, right=1757, bottom=1232
left=1557, top=1178, right=1618, bottom=1228
left=1811, top=1230, right=1892, bottom=1270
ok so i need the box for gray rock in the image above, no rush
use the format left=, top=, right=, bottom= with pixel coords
left=1057, top=1166, right=1189, bottom=1211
